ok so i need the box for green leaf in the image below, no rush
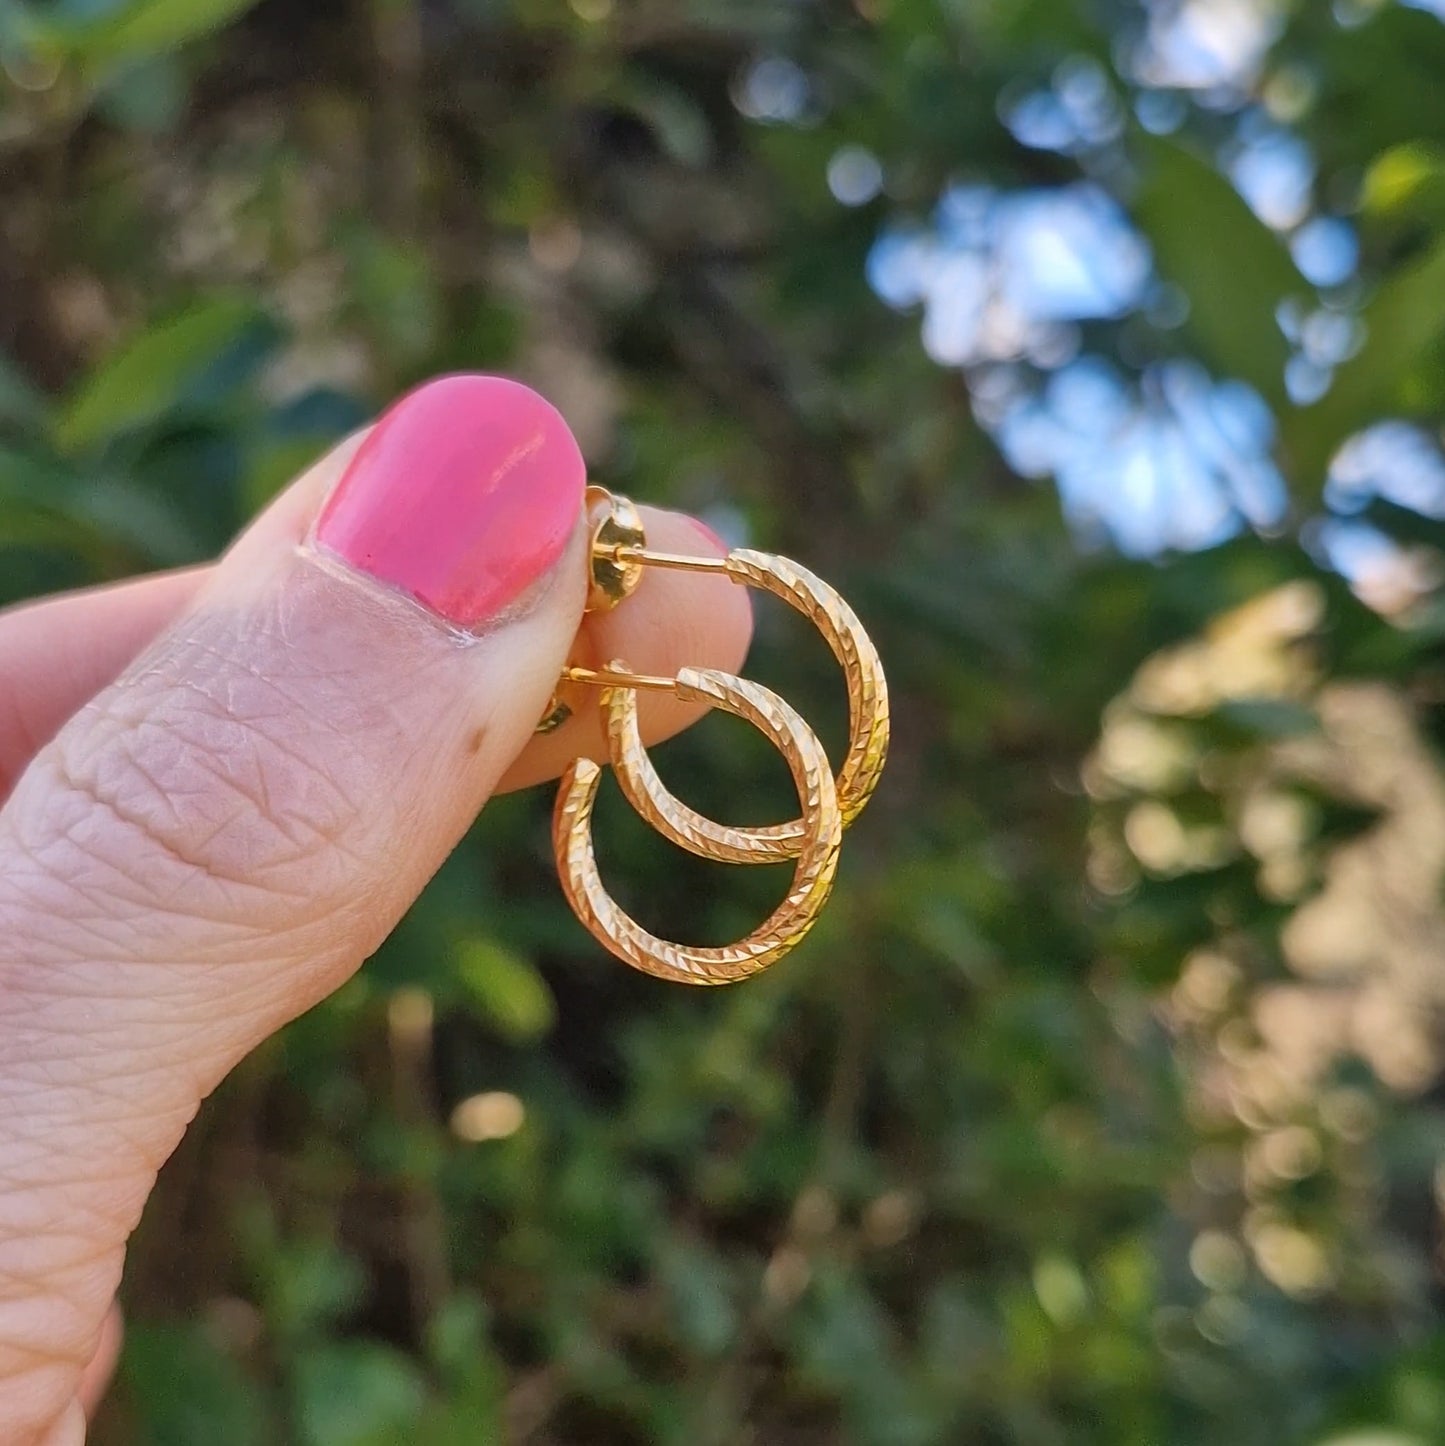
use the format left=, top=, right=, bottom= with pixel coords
left=456, top=938, right=556, bottom=1042
left=1283, top=237, right=1445, bottom=492
left=606, top=75, right=713, bottom=167
left=1210, top=698, right=1320, bottom=740
left=265, top=1240, right=368, bottom=1341
left=346, top=228, right=441, bottom=367
left=424, top=1294, right=490, bottom=1382
left=55, top=296, right=263, bottom=454
left=122, top=1323, right=269, bottom=1446
left=1133, top=134, right=1305, bottom=409
left=45, top=0, right=135, bottom=22
left=293, top=1343, right=427, bottom=1446
left=95, top=50, right=187, bottom=131
left=0, top=351, right=47, bottom=433
left=44, top=0, right=264, bottom=63
left=658, top=1236, right=737, bottom=1357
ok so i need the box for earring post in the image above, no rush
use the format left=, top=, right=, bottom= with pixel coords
left=600, top=545, right=731, bottom=575
left=564, top=665, right=679, bottom=694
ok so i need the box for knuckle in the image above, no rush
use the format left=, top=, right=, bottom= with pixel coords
left=8, top=646, right=371, bottom=939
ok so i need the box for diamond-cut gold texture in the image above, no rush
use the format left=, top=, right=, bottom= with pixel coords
left=607, top=549, right=889, bottom=863
left=553, top=666, right=844, bottom=985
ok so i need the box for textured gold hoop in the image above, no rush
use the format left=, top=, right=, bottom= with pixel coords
left=553, top=664, right=843, bottom=984
left=601, top=549, right=889, bottom=863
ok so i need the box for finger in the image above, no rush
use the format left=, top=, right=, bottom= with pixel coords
left=0, top=375, right=609, bottom=1439
left=0, top=511, right=751, bottom=799
left=0, top=569, right=204, bottom=801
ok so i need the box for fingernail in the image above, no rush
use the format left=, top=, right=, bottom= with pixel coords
left=315, top=374, right=586, bottom=627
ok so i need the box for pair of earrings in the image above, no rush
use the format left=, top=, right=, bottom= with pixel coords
left=541, top=488, right=888, bottom=987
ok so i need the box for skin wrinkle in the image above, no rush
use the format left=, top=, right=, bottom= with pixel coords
left=14, top=759, right=320, bottom=930
left=0, top=868, right=291, bottom=964
left=0, top=1055, right=192, bottom=1431
left=96, top=747, right=339, bottom=897
left=0, top=597, right=432, bottom=941
left=161, top=731, right=365, bottom=869
left=0, top=1116, right=178, bottom=1180
left=0, top=1021, right=278, bottom=1113
left=0, top=1129, right=137, bottom=1180
left=0, top=1330, right=101, bottom=1379
left=12, top=700, right=395, bottom=923
left=0, top=1121, right=192, bottom=1182
left=184, top=567, right=461, bottom=712
left=0, top=1300, right=103, bottom=1350
left=0, top=1209, right=137, bottom=1314
left=0, top=1055, right=203, bottom=1136
left=63, top=690, right=368, bottom=874
left=0, top=1347, right=98, bottom=1421
left=0, top=1023, right=216, bottom=1082
left=54, top=794, right=345, bottom=914
left=0, top=1050, right=202, bottom=1140
left=0, top=975, right=282, bottom=1140
left=111, top=597, right=435, bottom=757
left=0, top=1233, right=135, bottom=1305
left=0, top=1235, right=131, bottom=1292
left=150, top=645, right=371, bottom=749
left=0, top=954, right=309, bottom=1023
left=0, top=1153, right=157, bottom=1225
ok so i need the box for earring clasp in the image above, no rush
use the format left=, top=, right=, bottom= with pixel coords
left=584, top=484, right=731, bottom=613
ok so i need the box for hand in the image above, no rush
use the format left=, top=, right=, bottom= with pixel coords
left=0, top=376, right=752, bottom=1443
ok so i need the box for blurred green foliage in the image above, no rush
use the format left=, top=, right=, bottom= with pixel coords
left=7, top=0, right=1445, bottom=1442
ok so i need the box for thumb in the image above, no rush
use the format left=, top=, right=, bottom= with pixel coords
left=0, top=375, right=590, bottom=1442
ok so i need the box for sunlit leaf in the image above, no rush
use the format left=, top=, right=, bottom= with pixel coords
left=1314, top=1434, right=1427, bottom=1446
left=1361, top=143, right=1445, bottom=229
left=456, top=938, right=556, bottom=1042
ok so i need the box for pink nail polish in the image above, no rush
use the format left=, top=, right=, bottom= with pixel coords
left=315, top=374, right=586, bottom=627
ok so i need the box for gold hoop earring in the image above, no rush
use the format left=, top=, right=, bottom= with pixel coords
left=553, top=663, right=843, bottom=985
left=547, top=488, right=888, bottom=983
left=599, top=549, right=887, bottom=863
